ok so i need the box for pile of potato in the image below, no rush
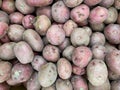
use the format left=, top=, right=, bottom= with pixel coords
left=0, top=0, right=120, bottom=90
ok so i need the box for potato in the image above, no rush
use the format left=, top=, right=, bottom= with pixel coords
left=26, top=0, right=53, bottom=7
left=62, top=45, right=75, bottom=61
left=0, top=61, right=12, bottom=83
left=89, top=79, right=111, bottom=90
left=106, top=50, right=120, bottom=74
left=8, top=24, right=25, bottom=42
left=114, top=0, right=120, bottom=9
left=90, top=32, right=105, bottom=46
left=83, top=26, right=92, bottom=36
left=70, top=28, right=90, bottom=46
left=0, top=34, right=10, bottom=43
left=72, top=65, right=85, bottom=75
left=71, top=75, right=88, bottom=90
left=14, top=41, right=34, bottom=64
left=89, top=6, right=108, bottom=24
left=63, top=0, right=83, bottom=8
left=104, top=24, right=120, bottom=44
left=108, top=69, right=120, bottom=80
left=111, top=80, right=120, bottom=90
left=99, top=0, right=114, bottom=8
left=0, top=83, right=10, bottom=90
left=57, top=58, right=72, bottom=79
left=70, top=4, right=90, bottom=23
left=11, top=63, right=33, bottom=83
left=38, top=63, right=57, bottom=87
left=43, top=44, right=60, bottom=62
left=33, top=15, right=51, bottom=36
left=25, top=72, right=41, bottom=90
left=84, top=0, right=102, bottom=6
left=63, top=20, right=78, bottom=37
left=23, top=29, right=44, bottom=52
left=7, top=77, right=21, bottom=86
left=42, top=85, right=55, bottom=90
left=15, top=0, right=35, bottom=14
left=46, top=24, right=65, bottom=45
left=31, top=55, right=47, bottom=71
left=72, top=46, right=92, bottom=68
left=87, top=59, right=108, bottom=86
left=52, top=1, right=70, bottom=23
left=1, top=0, right=16, bottom=14
left=105, top=7, right=118, bottom=24
left=78, top=19, right=88, bottom=26
left=0, top=10, right=9, bottom=24
left=56, top=78, right=73, bottom=90
left=0, top=42, right=16, bottom=60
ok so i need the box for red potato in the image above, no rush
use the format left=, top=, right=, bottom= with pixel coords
left=52, top=1, right=70, bottom=23
left=1, top=0, right=16, bottom=14
left=89, top=6, right=108, bottom=24
left=84, top=0, right=102, bottom=6
left=43, top=44, right=60, bottom=62
left=83, top=26, right=92, bottom=36
left=11, top=63, right=33, bottom=83
left=15, top=0, right=35, bottom=14
left=72, top=46, right=92, bottom=68
left=99, top=0, right=115, bottom=8
left=108, top=69, right=120, bottom=80
left=72, top=65, right=85, bottom=75
left=77, top=19, right=88, bottom=26
left=0, top=83, right=10, bottom=90
left=22, top=15, right=34, bottom=29
left=7, top=77, right=21, bottom=86
left=46, top=24, right=65, bottom=45
left=71, top=75, right=88, bottom=90
left=0, top=34, right=10, bottom=43
left=114, top=0, right=120, bottom=9
left=0, top=10, right=9, bottom=24
left=31, top=55, right=47, bottom=71
left=70, top=4, right=90, bottom=23
left=8, top=24, right=25, bottom=42
left=111, top=80, right=120, bottom=90
left=0, top=61, right=12, bottom=83
left=42, top=85, right=55, bottom=90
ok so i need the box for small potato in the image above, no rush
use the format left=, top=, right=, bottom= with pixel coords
left=72, top=46, right=92, bottom=68
left=25, top=72, right=41, bottom=90
left=56, top=79, right=73, bottom=90
left=63, top=20, right=78, bottom=37
left=114, top=0, right=120, bottom=9
left=43, top=45, right=60, bottom=62
left=33, top=15, right=51, bottom=36
left=8, top=24, right=25, bottom=42
left=62, top=45, right=75, bottom=61
left=70, top=28, right=90, bottom=46
left=14, top=41, right=34, bottom=64
left=11, top=63, right=33, bottom=83
left=108, top=69, right=120, bottom=80
left=31, top=55, right=47, bottom=71
left=23, top=29, right=44, bottom=52
left=111, top=80, right=120, bottom=90
left=84, top=0, right=102, bottom=6
left=0, top=10, right=9, bottom=24
left=89, top=6, right=108, bottom=24
left=106, top=50, right=120, bottom=74
left=0, top=42, right=16, bottom=60
left=46, top=24, right=65, bottom=45
left=38, top=63, right=57, bottom=87
left=90, top=32, right=106, bottom=46
left=57, top=58, right=72, bottom=79
left=15, top=0, right=35, bottom=14
left=105, top=7, right=118, bottom=24
left=83, top=26, right=92, bottom=36
left=42, top=85, right=55, bottom=90
left=71, top=75, right=88, bottom=90
left=99, top=0, right=114, bottom=8
left=70, top=4, right=90, bottom=23
left=63, top=0, right=83, bottom=8
left=0, top=61, right=12, bottom=83
left=87, top=60, right=108, bottom=86
left=0, top=83, right=10, bottom=90
left=52, top=1, right=70, bottom=23
left=72, top=65, right=85, bottom=75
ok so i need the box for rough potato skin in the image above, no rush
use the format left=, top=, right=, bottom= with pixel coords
left=63, top=0, right=83, bottom=8
left=0, top=42, right=16, bottom=60
left=42, top=85, right=55, bottom=90
left=84, top=0, right=102, bottom=6
left=70, top=4, right=90, bottom=23
left=56, top=79, right=73, bottom=90
left=46, top=24, right=65, bottom=45
left=83, top=26, right=92, bottom=36
left=0, top=83, right=10, bottom=90
left=70, top=28, right=90, bottom=46
left=71, top=75, right=88, bottom=90
left=111, top=80, right=120, bottom=90
left=87, top=60, right=108, bottom=86
left=23, top=29, right=44, bottom=52
left=108, top=69, right=120, bottom=80
left=104, top=24, right=120, bottom=44
left=0, top=10, right=9, bottom=24
left=105, top=43, right=117, bottom=54
left=72, top=65, right=85, bottom=75
left=52, top=1, right=70, bottom=23
left=72, top=46, right=92, bottom=68
left=106, top=50, right=120, bottom=74
left=0, top=61, right=12, bottom=83
left=43, top=45, right=60, bottom=62
left=57, top=58, right=72, bottom=79
left=100, top=0, right=114, bottom=8
left=14, top=41, right=34, bottom=64
left=38, top=63, right=57, bottom=87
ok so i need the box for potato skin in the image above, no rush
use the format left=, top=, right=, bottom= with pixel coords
left=42, top=85, right=55, bottom=90
left=38, top=63, right=57, bottom=87
left=14, top=41, right=34, bottom=64
left=0, top=83, right=10, bottom=90
left=114, top=0, right=120, bottom=10
left=108, top=69, right=120, bottom=80
left=57, top=58, right=72, bottom=79
left=111, top=80, right=120, bottom=90
left=72, top=65, right=85, bottom=75
left=23, top=29, right=44, bottom=52
left=87, top=60, right=108, bottom=86
left=0, top=10, right=9, bottom=24
left=84, top=0, right=102, bottom=6
left=100, top=0, right=114, bottom=8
